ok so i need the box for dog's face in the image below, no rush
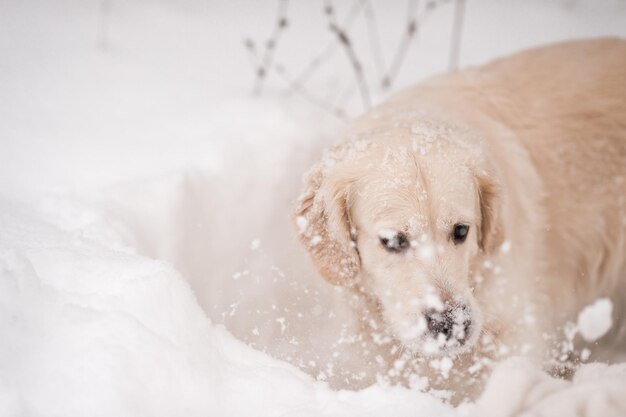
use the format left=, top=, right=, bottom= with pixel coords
left=295, top=134, right=503, bottom=356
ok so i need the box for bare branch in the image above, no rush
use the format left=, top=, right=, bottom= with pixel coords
left=325, top=0, right=371, bottom=111
left=244, top=0, right=458, bottom=119
left=288, top=0, right=364, bottom=95
left=381, top=0, right=419, bottom=90
left=274, top=62, right=349, bottom=122
left=253, top=0, right=290, bottom=95
left=381, top=0, right=452, bottom=90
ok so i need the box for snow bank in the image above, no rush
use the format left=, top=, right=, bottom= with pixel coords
left=475, top=358, right=626, bottom=417
left=0, top=202, right=453, bottom=417
left=3, top=200, right=626, bottom=417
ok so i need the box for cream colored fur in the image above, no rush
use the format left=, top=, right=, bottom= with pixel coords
left=293, top=38, right=626, bottom=399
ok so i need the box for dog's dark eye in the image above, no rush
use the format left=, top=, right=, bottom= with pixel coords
left=452, top=224, right=469, bottom=244
left=380, top=232, right=410, bottom=253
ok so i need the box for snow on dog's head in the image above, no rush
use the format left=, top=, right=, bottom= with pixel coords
left=294, top=123, right=503, bottom=356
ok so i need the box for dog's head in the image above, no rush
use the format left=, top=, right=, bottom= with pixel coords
left=294, top=126, right=504, bottom=356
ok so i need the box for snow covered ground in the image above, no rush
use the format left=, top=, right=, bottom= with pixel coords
left=1, top=0, right=626, bottom=416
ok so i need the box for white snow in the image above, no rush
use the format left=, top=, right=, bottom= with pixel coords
left=499, top=240, right=512, bottom=254
left=577, top=298, right=614, bottom=343
left=474, top=358, right=626, bottom=417
left=296, top=216, right=309, bottom=233
left=1, top=0, right=626, bottom=416
left=439, top=357, right=454, bottom=380
left=0, top=202, right=455, bottom=417
left=417, top=241, right=436, bottom=262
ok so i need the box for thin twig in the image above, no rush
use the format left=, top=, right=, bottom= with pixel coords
left=381, top=0, right=419, bottom=90
left=253, top=0, right=290, bottom=95
left=325, top=0, right=371, bottom=111
left=274, top=62, right=350, bottom=122
left=288, top=0, right=364, bottom=95
left=382, top=0, right=453, bottom=89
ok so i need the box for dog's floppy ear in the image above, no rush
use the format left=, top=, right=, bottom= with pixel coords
left=293, top=157, right=360, bottom=286
left=476, top=169, right=504, bottom=254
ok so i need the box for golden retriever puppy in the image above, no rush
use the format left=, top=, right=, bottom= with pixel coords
left=293, top=38, right=626, bottom=399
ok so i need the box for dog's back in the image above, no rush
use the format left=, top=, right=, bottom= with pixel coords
left=482, top=39, right=626, bottom=318
left=464, top=38, right=626, bottom=315
left=479, top=39, right=623, bottom=337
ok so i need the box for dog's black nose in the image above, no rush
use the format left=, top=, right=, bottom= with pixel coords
left=424, top=304, right=471, bottom=343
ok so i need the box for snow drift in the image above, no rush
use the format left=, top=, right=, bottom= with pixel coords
left=0, top=198, right=454, bottom=417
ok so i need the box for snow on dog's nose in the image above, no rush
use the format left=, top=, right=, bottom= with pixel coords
left=424, top=304, right=472, bottom=345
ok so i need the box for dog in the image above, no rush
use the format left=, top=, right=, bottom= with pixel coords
left=293, top=38, right=626, bottom=400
